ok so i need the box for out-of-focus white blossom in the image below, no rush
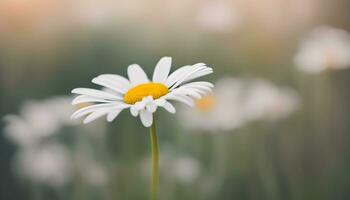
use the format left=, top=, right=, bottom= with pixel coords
left=171, top=157, right=201, bottom=184
left=243, top=79, right=300, bottom=121
left=294, top=26, right=350, bottom=74
left=180, top=78, right=246, bottom=132
left=180, top=77, right=300, bottom=132
left=4, top=96, right=110, bottom=189
left=14, top=144, right=71, bottom=187
left=195, top=1, right=240, bottom=33
left=4, top=97, right=75, bottom=147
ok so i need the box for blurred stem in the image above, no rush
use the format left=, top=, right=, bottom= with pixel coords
left=149, top=118, right=159, bottom=200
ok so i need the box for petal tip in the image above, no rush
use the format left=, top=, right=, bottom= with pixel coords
left=71, top=88, right=78, bottom=93
left=162, top=56, right=172, bottom=60
left=143, top=122, right=153, bottom=127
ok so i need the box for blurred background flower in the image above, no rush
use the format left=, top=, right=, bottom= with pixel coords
left=3, top=97, right=109, bottom=199
left=294, top=26, right=350, bottom=74
left=1, top=0, right=350, bottom=199
left=14, top=143, right=72, bottom=188
left=4, top=97, right=75, bottom=147
left=242, top=78, right=300, bottom=121
left=179, top=77, right=300, bottom=132
left=179, top=78, right=246, bottom=132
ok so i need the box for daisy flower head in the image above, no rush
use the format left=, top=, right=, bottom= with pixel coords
left=71, top=57, right=214, bottom=127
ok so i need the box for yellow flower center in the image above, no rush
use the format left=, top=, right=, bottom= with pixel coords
left=195, top=95, right=215, bottom=112
left=124, top=83, right=169, bottom=104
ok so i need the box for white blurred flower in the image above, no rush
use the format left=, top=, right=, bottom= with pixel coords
left=171, top=157, right=201, bottom=184
left=4, top=97, right=75, bottom=147
left=179, top=78, right=246, bottom=132
left=294, top=26, right=350, bottom=74
left=195, top=1, right=240, bottom=33
left=4, top=96, right=110, bottom=190
left=14, top=144, right=72, bottom=188
left=243, top=79, right=300, bottom=121
left=180, top=77, right=300, bottom=132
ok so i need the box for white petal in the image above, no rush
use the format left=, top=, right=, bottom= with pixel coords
left=97, top=74, right=131, bottom=91
left=180, top=81, right=214, bottom=88
left=146, top=102, right=157, bottom=113
left=171, top=88, right=202, bottom=99
left=71, top=103, right=127, bottom=119
left=107, top=110, right=122, bottom=122
left=83, top=109, right=109, bottom=124
left=180, top=85, right=213, bottom=94
left=176, top=82, right=214, bottom=96
left=152, top=57, right=172, bottom=83
left=130, top=106, right=139, bottom=117
left=170, top=64, right=211, bottom=89
left=187, top=88, right=207, bottom=95
left=166, top=65, right=191, bottom=87
left=143, top=96, right=154, bottom=103
left=155, top=98, right=166, bottom=106
left=134, top=101, right=146, bottom=110
left=127, top=64, right=149, bottom=86
left=72, top=103, right=112, bottom=119
left=72, top=95, right=113, bottom=105
left=92, top=76, right=128, bottom=94
left=158, top=100, right=176, bottom=113
left=139, top=110, right=153, bottom=127
left=183, top=67, right=213, bottom=83
left=164, top=94, right=194, bottom=107
left=72, top=88, right=122, bottom=100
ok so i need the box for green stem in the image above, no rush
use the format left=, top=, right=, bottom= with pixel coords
left=150, top=118, right=159, bottom=200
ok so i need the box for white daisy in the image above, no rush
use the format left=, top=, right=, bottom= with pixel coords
left=179, top=77, right=300, bottom=132
left=71, top=56, right=214, bottom=127
left=294, top=26, right=350, bottom=74
left=14, top=143, right=72, bottom=188
left=4, top=97, right=76, bottom=147
left=171, top=156, right=201, bottom=184
left=179, top=77, right=246, bottom=132
left=243, top=79, right=301, bottom=121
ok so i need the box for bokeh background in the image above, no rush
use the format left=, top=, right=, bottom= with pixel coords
left=1, top=0, right=350, bottom=199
